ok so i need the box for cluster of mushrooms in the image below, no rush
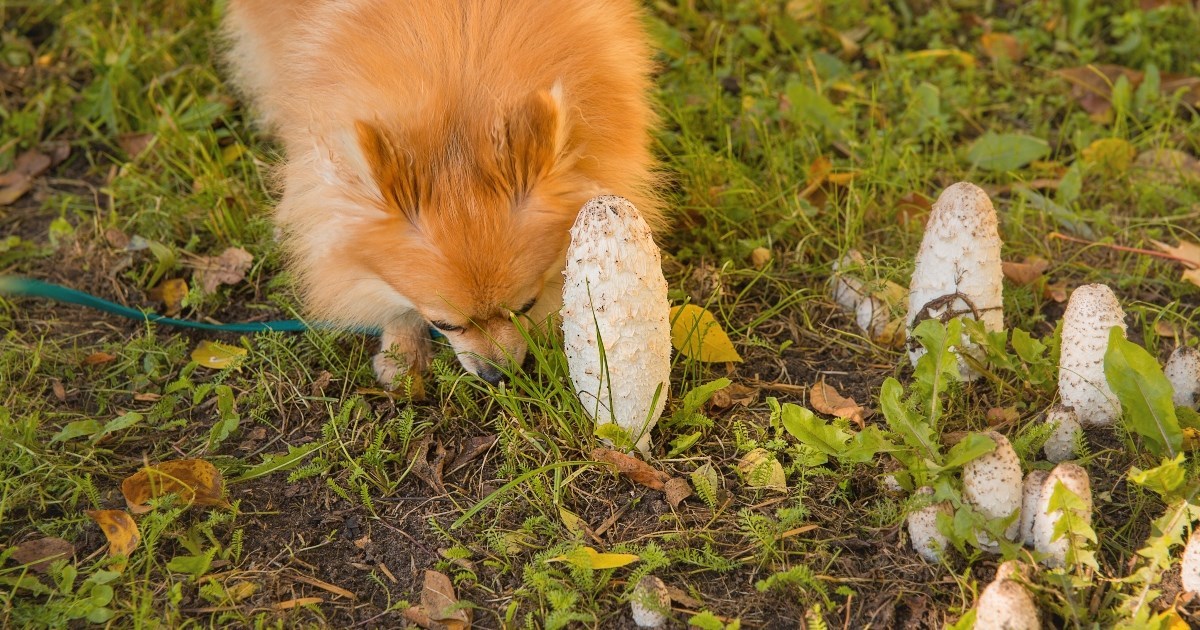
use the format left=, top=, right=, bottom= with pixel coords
left=557, top=186, right=1200, bottom=628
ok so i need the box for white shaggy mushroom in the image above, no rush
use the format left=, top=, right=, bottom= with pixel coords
left=974, top=560, right=1041, bottom=630
left=1058, top=284, right=1126, bottom=427
left=1020, top=470, right=1050, bottom=547
left=907, top=182, right=1003, bottom=378
left=1042, top=405, right=1081, bottom=463
left=562, top=196, right=671, bottom=454
left=1164, top=346, right=1200, bottom=409
left=1182, top=528, right=1200, bottom=594
left=629, top=575, right=671, bottom=628
left=908, top=486, right=951, bottom=563
left=962, top=431, right=1023, bottom=548
left=1032, top=462, right=1092, bottom=568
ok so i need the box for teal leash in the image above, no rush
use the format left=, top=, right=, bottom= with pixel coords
left=0, top=276, right=384, bottom=336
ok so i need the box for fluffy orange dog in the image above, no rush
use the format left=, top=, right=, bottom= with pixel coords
left=223, top=0, right=661, bottom=385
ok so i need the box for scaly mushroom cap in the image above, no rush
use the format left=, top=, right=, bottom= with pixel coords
left=1032, top=462, right=1092, bottom=568
left=908, top=486, right=951, bottom=563
left=630, top=575, right=671, bottom=628
left=975, top=561, right=1041, bottom=630
left=1058, top=284, right=1126, bottom=427
left=1165, top=346, right=1200, bottom=409
left=562, top=196, right=671, bottom=454
left=1182, top=528, right=1200, bottom=594
left=907, top=182, right=1003, bottom=378
left=1020, top=470, right=1050, bottom=547
left=1042, top=405, right=1081, bottom=463
left=962, top=431, right=1023, bottom=547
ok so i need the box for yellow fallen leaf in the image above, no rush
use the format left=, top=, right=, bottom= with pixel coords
left=1150, top=239, right=1200, bottom=268
left=149, top=278, right=189, bottom=317
left=1183, top=268, right=1200, bottom=289
left=121, top=459, right=229, bottom=513
left=549, top=546, right=640, bottom=570
left=981, top=32, right=1024, bottom=62
left=1081, top=137, right=1136, bottom=176
left=669, top=305, right=742, bottom=363
left=192, top=340, right=247, bottom=370
left=737, top=448, right=788, bottom=492
left=558, top=505, right=586, bottom=535
left=273, top=597, right=322, bottom=610
left=85, top=509, right=140, bottom=572
left=903, top=49, right=976, bottom=68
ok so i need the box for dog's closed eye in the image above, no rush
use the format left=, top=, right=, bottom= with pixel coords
left=429, top=320, right=464, bottom=333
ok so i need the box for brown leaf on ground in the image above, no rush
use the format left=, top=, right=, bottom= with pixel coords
left=273, top=597, right=322, bottom=610
left=82, top=352, right=117, bottom=366
left=1150, top=239, right=1200, bottom=268
left=0, top=148, right=54, bottom=206
left=1184, top=268, right=1200, bottom=290
left=117, top=133, right=155, bottom=159
left=896, top=192, right=933, bottom=229
left=11, top=537, right=74, bottom=573
left=14, top=149, right=52, bottom=178
left=590, top=447, right=671, bottom=491
left=42, top=140, right=70, bottom=167
left=1154, top=320, right=1179, bottom=338
left=1162, top=73, right=1200, bottom=106
left=410, top=436, right=448, bottom=494
left=121, top=459, right=229, bottom=513
left=192, top=247, right=253, bottom=294
left=1043, top=280, right=1068, bottom=303
left=809, top=381, right=867, bottom=427
left=1002, top=257, right=1050, bottom=285
left=665, top=584, right=704, bottom=609
left=981, top=32, right=1024, bottom=62
left=50, top=378, right=66, bottom=401
left=986, top=406, right=1019, bottom=427
left=446, top=435, right=498, bottom=476
left=1055, top=65, right=1143, bottom=119
left=422, top=570, right=471, bottom=628
left=85, top=509, right=139, bottom=572
left=664, top=476, right=693, bottom=509
left=707, top=382, right=759, bottom=411
left=148, top=278, right=188, bottom=317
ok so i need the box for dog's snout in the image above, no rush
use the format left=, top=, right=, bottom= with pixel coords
left=476, top=364, right=506, bottom=386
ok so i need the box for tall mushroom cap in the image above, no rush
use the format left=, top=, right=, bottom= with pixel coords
left=907, top=182, right=1003, bottom=378
left=1182, top=528, right=1200, bottom=594
left=562, top=196, right=671, bottom=454
left=1042, top=405, right=1081, bottom=463
left=962, top=431, right=1023, bottom=546
left=1020, top=470, right=1050, bottom=547
left=975, top=561, right=1041, bottom=630
left=1032, top=462, right=1092, bottom=568
left=1058, top=284, right=1126, bottom=427
left=908, top=486, right=951, bottom=562
left=1164, top=346, right=1200, bottom=409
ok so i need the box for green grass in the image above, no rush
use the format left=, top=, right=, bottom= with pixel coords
left=3, top=0, right=1200, bottom=627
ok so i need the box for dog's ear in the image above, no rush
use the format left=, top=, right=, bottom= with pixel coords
left=354, top=120, right=420, bottom=219
left=501, top=82, right=569, bottom=196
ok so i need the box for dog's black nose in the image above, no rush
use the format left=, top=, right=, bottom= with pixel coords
left=477, top=365, right=506, bottom=386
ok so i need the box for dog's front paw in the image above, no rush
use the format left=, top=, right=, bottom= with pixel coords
left=373, top=328, right=431, bottom=398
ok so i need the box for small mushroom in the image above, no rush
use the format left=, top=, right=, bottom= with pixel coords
left=1164, top=346, right=1200, bottom=409
left=630, top=575, right=671, bottom=628
left=974, top=560, right=1041, bottom=630
left=1182, top=528, right=1200, bottom=595
left=1042, top=405, right=1080, bottom=463
left=962, top=431, right=1023, bottom=548
left=908, top=486, right=951, bottom=562
left=1020, top=470, right=1049, bottom=547
left=907, top=182, right=1003, bottom=379
left=830, top=250, right=905, bottom=345
left=562, top=196, right=671, bottom=454
left=1032, top=462, right=1092, bottom=568
left=1058, top=284, right=1126, bottom=427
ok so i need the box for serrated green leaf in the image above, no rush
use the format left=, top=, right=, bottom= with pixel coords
left=51, top=419, right=101, bottom=443
left=595, top=422, right=635, bottom=451
left=840, top=426, right=890, bottom=464
left=938, top=433, right=996, bottom=470
left=777, top=402, right=849, bottom=456
left=911, top=318, right=962, bottom=429
left=880, top=378, right=939, bottom=463
left=1128, top=454, right=1187, bottom=500
left=1104, top=327, right=1182, bottom=458
left=965, top=132, right=1050, bottom=171
left=667, top=431, right=702, bottom=458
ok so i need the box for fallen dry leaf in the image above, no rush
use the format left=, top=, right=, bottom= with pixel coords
left=1184, top=268, right=1200, bottom=290
left=85, top=509, right=139, bottom=572
left=422, top=570, right=471, bottom=628
left=193, top=247, right=253, bottom=294
left=149, top=278, right=188, bottom=317
left=663, top=476, right=693, bottom=509
left=1154, top=320, right=1179, bottom=338
left=809, top=381, right=866, bottom=427
left=11, top=537, right=73, bottom=573
left=117, top=133, right=155, bottom=159
left=1055, top=65, right=1143, bottom=120
left=50, top=378, right=66, bottom=401
left=0, top=148, right=54, bottom=206
left=291, top=573, right=356, bottom=600
left=121, top=459, right=229, bottom=513
left=1043, top=280, right=1068, bottom=303
left=896, top=192, right=933, bottom=229
left=986, top=406, right=1020, bottom=426
left=981, top=32, right=1024, bottom=62
left=590, top=447, right=670, bottom=491
left=665, top=584, right=704, bottom=609
left=1150, top=240, right=1200, bottom=268
left=410, top=436, right=448, bottom=494
left=1002, top=257, right=1050, bottom=285
left=82, top=352, right=117, bottom=367
left=191, top=340, right=247, bottom=370
left=273, top=597, right=322, bottom=611
left=707, top=382, right=759, bottom=411
left=446, top=435, right=498, bottom=476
